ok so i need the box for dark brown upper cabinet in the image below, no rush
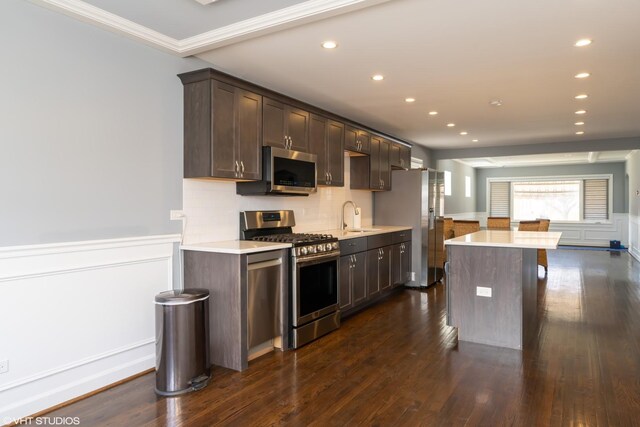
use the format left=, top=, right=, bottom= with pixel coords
left=263, top=97, right=309, bottom=152
left=344, top=125, right=370, bottom=155
left=350, top=135, right=391, bottom=191
left=309, top=114, right=344, bottom=187
left=180, top=77, right=261, bottom=180
left=390, top=142, right=411, bottom=170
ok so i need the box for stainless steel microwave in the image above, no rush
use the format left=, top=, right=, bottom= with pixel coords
left=236, top=147, right=317, bottom=196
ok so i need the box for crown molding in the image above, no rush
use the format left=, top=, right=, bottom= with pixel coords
left=28, top=0, right=391, bottom=57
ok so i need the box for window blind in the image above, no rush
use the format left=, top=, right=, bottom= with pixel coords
left=584, top=179, right=609, bottom=220
left=490, top=181, right=510, bottom=216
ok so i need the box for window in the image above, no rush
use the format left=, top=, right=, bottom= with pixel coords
left=465, top=176, right=471, bottom=198
left=584, top=179, right=609, bottom=220
left=489, top=181, right=510, bottom=217
left=444, top=171, right=451, bottom=196
left=488, top=176, right=611, bottom=222
left=513, top=180, right=580, bottom=221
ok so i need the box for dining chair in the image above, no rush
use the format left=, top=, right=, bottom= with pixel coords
left=536, top=218, right=551, bottom=274
left=517, top=220, right=541, bottom=231
left=453, top=220, right=480, bottom=237
left=443, top=217, right=454, bottom=239
left=487, top=216, right=511, bottom=230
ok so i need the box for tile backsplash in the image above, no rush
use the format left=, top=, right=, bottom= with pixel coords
left=183, top=153, right=373, bottom=243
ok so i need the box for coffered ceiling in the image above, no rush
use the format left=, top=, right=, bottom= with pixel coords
left=31, top=0, right=640, bottom=151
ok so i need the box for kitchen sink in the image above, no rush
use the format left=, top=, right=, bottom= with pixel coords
left=345, top=228, right=381, bottom=233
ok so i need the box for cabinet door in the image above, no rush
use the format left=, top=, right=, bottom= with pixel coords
left=344, top=125, right=359, bottom=152
left=390, top=143, right=401, bottom=168
left=339, top=255, right=353, bottom=311
left=309, top=114, right=328, bottom=185
left=399, top=145, right=411, bottom=169
left=326, top=120, right=344, bottom=186
left=236, top=88, right=262, bottom=180
left=379, top=246, right=392, bottom=292
left=379, top=139, right=391, bottom=191
left=357, top=130, right=371, bottom=154
left=367, top=249, right=381, bottom=298
left=352, top=252, right=367, bottom=306
left=211, top=80, right=237, bottom=179
left=369, top=136, right=382, bottom=190
left=286, top=106, right=310, bottom=152
left=263, top=97, right=286, bottom=148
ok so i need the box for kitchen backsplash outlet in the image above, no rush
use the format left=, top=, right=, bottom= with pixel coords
left=182, top=153, right=373, bottom=244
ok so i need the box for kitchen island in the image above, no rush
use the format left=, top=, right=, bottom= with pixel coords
left=445, top=230, right=561, bottom=350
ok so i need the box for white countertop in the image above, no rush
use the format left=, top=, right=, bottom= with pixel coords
left=313, top=225, right=412, bottom=240
left=180, top=225, right=413, bottom=254
left=445, top=230, right=562, bottom=249
left=181, top=240, right=291, bottom=255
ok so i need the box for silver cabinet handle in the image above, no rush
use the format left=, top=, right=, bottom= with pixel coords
left=240, top=161, right=245, bottom=176
left=329, top=172, right=332, bottom=183
left=235, top=160, right=239, bottom=177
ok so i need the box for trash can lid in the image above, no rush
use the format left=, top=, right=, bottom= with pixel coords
left=155, top=288, right=210, bottom=305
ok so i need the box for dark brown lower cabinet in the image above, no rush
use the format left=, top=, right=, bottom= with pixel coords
left=339, top=252, right=367, bottom=312
left=392, top=242, right=412, bottom=287
left=367, top=246, right=391, bottom=298
left=340, top=234, right=405, bottom=318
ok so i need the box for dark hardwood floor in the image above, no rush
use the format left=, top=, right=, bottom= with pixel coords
left=45, top=249, right=640, bottom=426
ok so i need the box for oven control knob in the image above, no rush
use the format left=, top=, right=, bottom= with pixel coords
left=332, top=242, right=338, bottom=250
left=310, top=246, right=317, bottom=254
left=301, top=247, right=308, bottom=255
left=317, top=244, right=324, bottom=252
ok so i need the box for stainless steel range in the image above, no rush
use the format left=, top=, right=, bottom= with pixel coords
left=240, top=210, right=340, bottom=348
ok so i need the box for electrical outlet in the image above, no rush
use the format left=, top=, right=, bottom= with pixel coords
left=476, top=286, right=492, bottom=298
left=170, top=210, right=185, bottom=221
left=0, top=359, right=8, bottom=374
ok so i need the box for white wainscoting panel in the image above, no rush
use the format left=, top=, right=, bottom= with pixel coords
left=630, top=214, right=640, bottom=262
left=0, top=235, right=179, bottom=421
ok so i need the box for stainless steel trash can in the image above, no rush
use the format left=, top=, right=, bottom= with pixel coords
left=154, top=288, right=210, bottom=396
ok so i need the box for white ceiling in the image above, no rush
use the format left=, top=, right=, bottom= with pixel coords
left=35, top=0, right=640, bottom=153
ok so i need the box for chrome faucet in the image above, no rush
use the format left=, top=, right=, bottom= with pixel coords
left=342, top=200, right=359, bottom=230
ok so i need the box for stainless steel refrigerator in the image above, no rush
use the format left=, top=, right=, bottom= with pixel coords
left=374, top=169, right=445, bottom=288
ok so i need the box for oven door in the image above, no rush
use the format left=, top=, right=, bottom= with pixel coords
left=292, top=252, right=339, bottom=327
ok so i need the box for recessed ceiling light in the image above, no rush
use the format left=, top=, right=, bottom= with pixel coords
left=575, top=121, right=585, bottom=126
left=489, top=99, right=503, bottom=107
left=575, top=110, right=587, bottom=115
left=405, top=98, right=416, bottom=103
left=371, top=74, right=384, bottom=81
left=576, top=131, right=585, bottom=135
left=575, top=39, right=592, bottom=47
left=460, top=131, right=468, bottom=135
left=428, top=111, right=438, bottom=116
left=575, top=72, right=591, bottom=79
left=321, top=41, right=337, bottom=49
left=447, top=123, right=455, bottom=127
left=575, top=94, right=588, bottom=100
left=472, top=139, right=479, bottom=142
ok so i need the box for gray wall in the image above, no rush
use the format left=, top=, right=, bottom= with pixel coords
left=410, top=144, right=433, bottom=169
left=475, top=162, right=627, bottom=213
left=437, top=160, right=476, bottom=215
left=0, top=0, right=208, bottom=246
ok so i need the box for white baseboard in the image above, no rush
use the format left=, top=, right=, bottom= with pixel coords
left=0, top=234, right=179, bottom=421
